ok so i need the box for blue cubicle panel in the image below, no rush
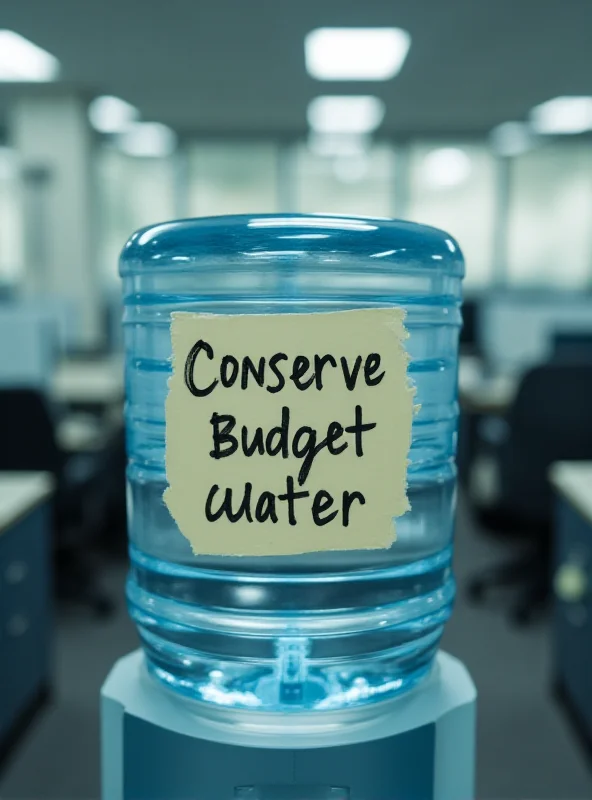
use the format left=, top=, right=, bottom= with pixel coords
left=0, top=310, right=59, bottom=389
left=0, top=291, right=85, bottom=390
left=16, top=296, right=81, bottom=354
left=480, top=291, right=592, bottom=376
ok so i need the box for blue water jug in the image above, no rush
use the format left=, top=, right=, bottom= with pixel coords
left=120, top=214, right=464, bottom=713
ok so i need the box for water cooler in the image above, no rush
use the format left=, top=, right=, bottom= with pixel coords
left=101, top=214, right=476, bottom=799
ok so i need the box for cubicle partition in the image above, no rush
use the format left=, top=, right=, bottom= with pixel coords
left=479, top=291, right=592, bottom=376
left=0, top=308, right=59, bottom=389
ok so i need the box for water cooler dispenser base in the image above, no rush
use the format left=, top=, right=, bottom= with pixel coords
left=101, top=650, right=476, bottom=800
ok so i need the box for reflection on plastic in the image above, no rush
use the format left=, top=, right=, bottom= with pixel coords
left=234, top=787, right=349, bottom=800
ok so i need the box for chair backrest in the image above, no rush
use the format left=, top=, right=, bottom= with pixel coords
left=499, top=364, right=592, bottom=524
left=551, top=331, right=592, bottom=364
left=0, top=389, right=62, bottom=475
left=460, top=297, right=480, bottom=352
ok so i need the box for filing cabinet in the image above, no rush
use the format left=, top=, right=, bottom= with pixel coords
left=553, top=496, right=592, bottom=742
left=0, top=475, right=53, bottom=754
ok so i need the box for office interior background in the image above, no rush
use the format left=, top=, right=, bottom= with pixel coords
left=1, top=1, right=592, bottom=798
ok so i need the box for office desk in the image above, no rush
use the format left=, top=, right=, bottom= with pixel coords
left=52, top=355, right=124, bottom=408
left=550, top=461, right=592, bottom=748
left=0, top=472, right=54, bottom=759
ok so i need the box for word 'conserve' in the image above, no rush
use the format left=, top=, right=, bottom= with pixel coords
left=184, top=339, right=385, bottom=396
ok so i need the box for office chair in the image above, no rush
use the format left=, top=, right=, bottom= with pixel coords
left=97, top=425, right=128, bottom=555
left=551, top=331, right=592, bottom=364
left=466, top=363, right=592, bottom=625
left=459, top=297, right=481, bottom=356
left=0, top=388, right=114, bottom=617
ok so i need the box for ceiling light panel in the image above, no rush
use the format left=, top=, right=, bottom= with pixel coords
left=305, top=28, right=411, bottom=81
left=307, top=96, right=385, bottom=135
left=530, top=96, right=592, bottom=135
left=0, top=30, right=59, bottom=82
left=89, top=96, right=139, bottom=134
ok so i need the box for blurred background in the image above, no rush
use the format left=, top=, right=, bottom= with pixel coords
left=1, top=1, right=592, bottom=798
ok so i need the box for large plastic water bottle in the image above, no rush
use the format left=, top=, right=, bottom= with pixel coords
left=121, top=214, right=464, bottom=713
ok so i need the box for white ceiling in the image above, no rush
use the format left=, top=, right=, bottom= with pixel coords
left=1, top=0, right=592, bottom=137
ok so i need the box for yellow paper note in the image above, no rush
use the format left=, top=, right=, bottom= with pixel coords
left=164, top=308, right=415, bottom=556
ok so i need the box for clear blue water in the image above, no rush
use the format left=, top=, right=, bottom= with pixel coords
left=120, top=214, right=464, bottom=712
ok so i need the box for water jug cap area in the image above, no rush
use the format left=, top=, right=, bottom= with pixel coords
left=119, top=213, right=465, bottom=277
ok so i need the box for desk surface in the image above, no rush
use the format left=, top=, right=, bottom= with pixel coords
left=0, top=472, right=54, bottom=536
left=550, top=461, right=592, bottom=526
left=52, top=355, right=124, bottom=406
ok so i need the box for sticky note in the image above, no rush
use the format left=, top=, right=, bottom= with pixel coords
left=164, top=308, right=415, bottom=556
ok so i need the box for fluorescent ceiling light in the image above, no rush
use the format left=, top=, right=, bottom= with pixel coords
left=308, top=132, right=370, bottom=157
left=422, top=147, right=471, bottom=189
left=530, top=96, right=592, bottom=135
left=88, top=95, right=139, bottom=134
left=490, top=121, right=534, bottom=157
left=117, top=122, right=177, bottom=157
left=307, top=96, right=385, bottom=135
left=305, top=28, right=410, bottom=81
left=0, top=30, right=59, bottom=82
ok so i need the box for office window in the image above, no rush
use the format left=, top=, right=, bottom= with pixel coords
left=0, top=148, right=24, bottom=285
left=507, top=142, right=592, bottom=288
left=97, top=144, right=176, bottom=284
left=407, top=142, right=496, bottom=289
left=188, top=142, right=279, bottom=216
left=294, top=143, right=394, bottom=218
